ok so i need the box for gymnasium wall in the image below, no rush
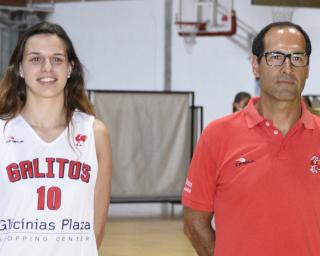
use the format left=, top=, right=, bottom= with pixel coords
left=47, top=0, right=165, bottom=91
left=47, top=0, right=320, bottom=125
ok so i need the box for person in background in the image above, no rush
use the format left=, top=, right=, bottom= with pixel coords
left=232, top=91, right=251, bottom=112
left=182, top=21, right=320, bottom=256
left=303, top=95, right=320, bottom=116
left=0, top=22, right=112, bottom=255
left=302, top=95, right=312, bottom=109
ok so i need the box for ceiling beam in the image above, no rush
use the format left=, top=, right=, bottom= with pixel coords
left=0, top=0, right=27, bottom=6
left=252, top=0, right=320, bottom=8
left=0, top=0, right=81, bottom=6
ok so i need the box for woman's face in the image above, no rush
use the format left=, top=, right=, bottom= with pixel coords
left=19, top=33, right=72, bottom=101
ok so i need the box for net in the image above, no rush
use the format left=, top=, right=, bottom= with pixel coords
left=176, top=23, right=201, bottom=54
left=182, top=24, right=198, bottom=53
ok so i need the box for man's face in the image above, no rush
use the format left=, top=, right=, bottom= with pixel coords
left=252, top=26, right=309, bottom=102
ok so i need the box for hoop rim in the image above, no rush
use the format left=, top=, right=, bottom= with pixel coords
left=176, top=12, right=237, bottom=37
left=175, top=21, right=207, bottom=31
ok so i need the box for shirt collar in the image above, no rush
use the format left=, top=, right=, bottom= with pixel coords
left=243, top=96, right=315, bottom=129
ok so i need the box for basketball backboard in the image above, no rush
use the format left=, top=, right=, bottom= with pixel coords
left=176, top=0, right=234, bottom=33
left=175, top=0, right=235, bottom=52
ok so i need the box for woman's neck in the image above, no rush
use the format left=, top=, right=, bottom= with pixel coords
left=21, top=100, right=67, bottom=129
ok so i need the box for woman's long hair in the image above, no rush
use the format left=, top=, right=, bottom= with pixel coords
left=0, top=21, right=95, bottom=123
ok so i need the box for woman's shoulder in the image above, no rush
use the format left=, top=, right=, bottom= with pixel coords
left=93, top=119, right=109, bottom=138
left=73, top=110, right=94, bottom=121
left=0, top=115, right=20, bottom=128
left=93, top=118, right=111, bottom=160
left=72, top=111, right=110, bottom=139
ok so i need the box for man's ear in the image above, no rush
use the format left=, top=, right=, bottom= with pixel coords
left=251, top=54, right=260, bottom=79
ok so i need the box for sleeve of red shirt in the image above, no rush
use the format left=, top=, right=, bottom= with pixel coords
left=182, top=127, right=217, bottom=213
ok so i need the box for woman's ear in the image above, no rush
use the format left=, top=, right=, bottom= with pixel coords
left=19, top=64, right=24, bottom=78
left=67, top=62, right=73, bottom=78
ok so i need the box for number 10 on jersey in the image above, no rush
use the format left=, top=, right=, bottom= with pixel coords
left=37, top=186, right=62, bottom=210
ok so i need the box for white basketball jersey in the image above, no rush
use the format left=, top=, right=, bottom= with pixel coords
left=0, top=111, right=99, bottom=255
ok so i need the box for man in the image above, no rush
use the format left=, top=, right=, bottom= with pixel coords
left=182, top=22, right=320, bottom=256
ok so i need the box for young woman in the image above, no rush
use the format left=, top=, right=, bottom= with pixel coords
left=0, top=22, right=112, bottom=255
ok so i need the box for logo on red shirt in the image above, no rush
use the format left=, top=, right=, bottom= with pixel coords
left=75, top=134, right=87, bottom=146
left=183, top=178, right=192, bottom=193
left=310, top=156, right=320, bottom=174
left=235, top=157, right=255, bottom=167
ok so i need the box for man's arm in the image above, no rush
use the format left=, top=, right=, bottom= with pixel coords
left=183, top=207, right=215, bottom=256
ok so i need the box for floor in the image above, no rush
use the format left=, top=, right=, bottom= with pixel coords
left=99, top=217, right=197, bottom=256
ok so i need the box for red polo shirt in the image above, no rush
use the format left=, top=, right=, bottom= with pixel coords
left=182, top=97, right=320, bottom=256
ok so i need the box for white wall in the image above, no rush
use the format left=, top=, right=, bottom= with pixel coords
left=172, top=1, right=320, bottom=124
left=172, top=0, right=266, bottom=124
left=47, top=0, right=165, bottom=91
left=293, top=8, right=320, bottom=95
left=47, top=0, right=320, bottom=126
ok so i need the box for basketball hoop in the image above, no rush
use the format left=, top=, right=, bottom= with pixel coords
left=272, top=7, right=295, bottom=22
left=175, top=0, right=234, bottom=53
left=176, top=22, right=204, bottom=53
left=184, top=32, right=197, bottom=53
